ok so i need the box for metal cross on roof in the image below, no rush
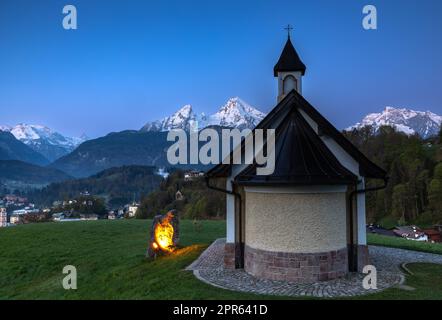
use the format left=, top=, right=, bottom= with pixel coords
left=284, top=24, right=293, bottom=38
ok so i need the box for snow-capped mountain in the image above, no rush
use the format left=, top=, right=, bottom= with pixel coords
left=206, top=97, right=267, bottom=129
left=347, top=107, right=442, bottom=139
left=141, top=97, right=266, bottom=132
left=141, top=104, right=199, bottom=132
left=0, top=124, right=88, bottom=161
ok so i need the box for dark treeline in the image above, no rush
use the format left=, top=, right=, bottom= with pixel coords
left=26, top=165, right=163, bottom=209
left=136, top=171, right=225, bottom=219
left=344, top=126, right=442, bottom=227
left=52, top=195, right=108, bottom=217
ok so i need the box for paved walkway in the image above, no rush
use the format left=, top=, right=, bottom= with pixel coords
left=186, top=238, right=442, bottom=298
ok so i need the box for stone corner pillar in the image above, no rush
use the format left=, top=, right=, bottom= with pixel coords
left=356, top=245, right=370, bottom=272
left=224, top=243, right=236, bottom=269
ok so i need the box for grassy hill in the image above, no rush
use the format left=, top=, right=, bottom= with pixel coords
left=0, top=219, right=248, bottom=299
left=1, top=220, right=442, bottom=300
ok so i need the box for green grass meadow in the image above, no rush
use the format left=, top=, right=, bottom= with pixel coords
left=367, top=233, right=442, bottom=255
left=1, top=220, right=442, bottom=300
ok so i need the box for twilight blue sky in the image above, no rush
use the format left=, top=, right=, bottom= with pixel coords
left=0, top=0, right=441, bottom=138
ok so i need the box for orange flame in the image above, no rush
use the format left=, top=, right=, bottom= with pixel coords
left=154, top=212, right=175, bottom=252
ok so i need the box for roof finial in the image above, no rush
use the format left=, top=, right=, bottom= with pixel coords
left=284, top=24, right=293, bottom=39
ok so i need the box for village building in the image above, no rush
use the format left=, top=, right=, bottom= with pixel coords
left=423, top=228, right=441, bottom=243
left=11, top=208, right=39, bottom=215
left=127, top=203, right=139, bottom=218
left=9, top=214, right=21, bottom=225
left=52, top=213, right=65, bottom=222
left=206, top=34, right=387, bottom=283
left=0, top=207, right=7, bottom=227
left=184, top=170, right=205, bottom=181
left=393, top=226, right=428, bottom=242
left=3, top=195, right=27, bottom=204
left=175, top=190, right=184, bottom=201
left=80, top=214, right=99, bottom=221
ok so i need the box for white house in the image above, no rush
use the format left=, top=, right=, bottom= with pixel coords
left=0, top=207, right=7, bottom=227
left=9, top=214, right=21, bottom=225
left=127, top=204, right=139, bottom=218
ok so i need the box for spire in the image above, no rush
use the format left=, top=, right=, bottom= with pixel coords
left=273, top=31, right=306, bottom=77
left=284, top=24, right=293, bottom=39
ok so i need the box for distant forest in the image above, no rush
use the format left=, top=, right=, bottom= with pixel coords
left=26, top=166, right=163, bottom=208
left=344, top=126, right=442, bottom=227
left=136, top=171, right=225, bottom=220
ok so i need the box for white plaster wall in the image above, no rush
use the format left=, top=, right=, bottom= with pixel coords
left=297, top=110, right=368, bottom=247
left=357, top=179, right=367, bottom=245
left=225, top=136, right=255, bottom=244
left=245, top=191, right=347, bottom=253
left=278, top=71, right=303, bottom=101
left=226, top=187, right=235, bottom=243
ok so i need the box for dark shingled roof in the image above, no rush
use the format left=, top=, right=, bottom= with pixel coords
left=234, top=107, right=358, bottom=186
left=273, top=37, right=306, bottom=76
left=206, top=90, right=387, bottom=181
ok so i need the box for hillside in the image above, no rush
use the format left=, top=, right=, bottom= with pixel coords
left=0, top=131, right=49, bottom=166
left=344, top=125, right=442, bottom=226
left=136, top=170, right=225, bottom=219
left=0, top=220, right=228, bottom=299
left=0, top=160, right=72, bottom=191
left=27, top=165, right=164, bottom=208
left=50, top=130, right=173, bottom=177
left=50, top=130, right=209, bottom=178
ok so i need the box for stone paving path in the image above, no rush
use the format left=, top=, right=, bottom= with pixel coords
left=369, top=245, right=442, bottom=272
left=186, top=238, right=442, bottom=298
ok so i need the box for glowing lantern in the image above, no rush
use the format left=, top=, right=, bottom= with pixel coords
left=147, top=210, right=179, bottom=258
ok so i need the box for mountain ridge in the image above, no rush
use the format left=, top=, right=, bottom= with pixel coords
left=0, top=131, right=49, bottom=166
left=50, top=130, right=177, bottom=177
left=140, top=97, right=266, bottom=132
left=348, top=106, right=442, bottom=138
left=0, top=124, right=87, bottom=161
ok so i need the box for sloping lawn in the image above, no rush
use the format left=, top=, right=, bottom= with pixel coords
left=1, top=220, right=442, bottom=299
left=356, top=263, right=442, bottom=300
left=0, top=220, right=278, bottom=299
left=368, top=233, right=442, bottom=255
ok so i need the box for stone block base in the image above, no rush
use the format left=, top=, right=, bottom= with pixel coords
left=356, top=245, right=370, bottom=272
left=244, top=245, right=348, bottom=283
left=224, top=243, right=236, bottom=269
